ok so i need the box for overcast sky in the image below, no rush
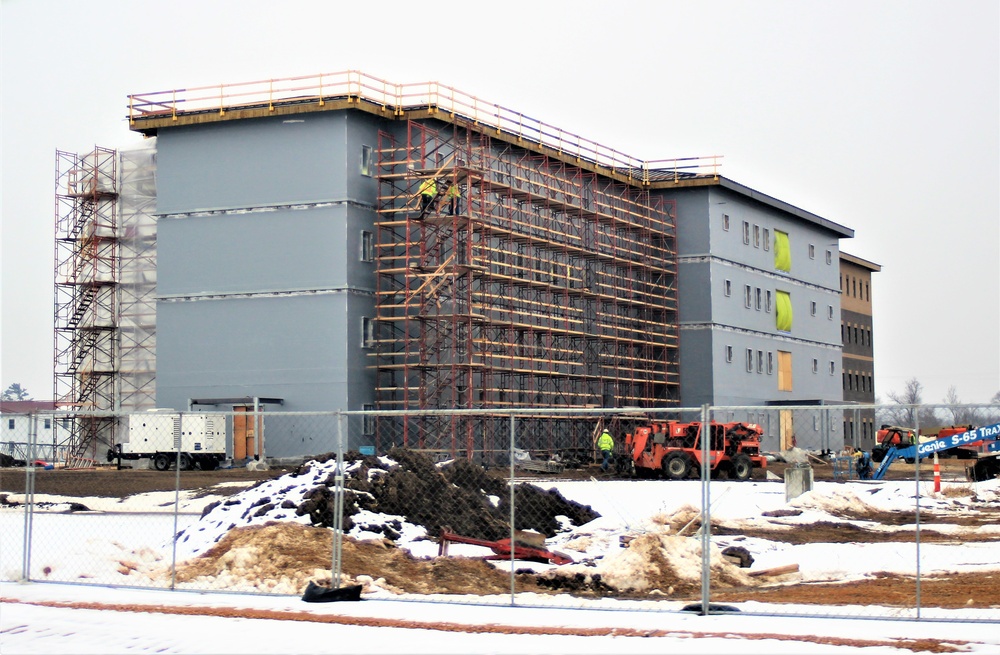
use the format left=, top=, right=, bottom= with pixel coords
left=2, top=0, right=997, bottom=406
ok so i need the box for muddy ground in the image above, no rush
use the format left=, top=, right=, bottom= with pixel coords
left=3, top=454, right=997, bottom=610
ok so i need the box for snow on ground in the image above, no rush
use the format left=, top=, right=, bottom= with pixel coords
left=2, top=463, right=1000, bottom=653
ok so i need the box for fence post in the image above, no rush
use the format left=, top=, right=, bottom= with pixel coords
left=914, top=406, right=921, bottom=618
left=331, top=412, right=346, bottom=589
left=699, top=403, right=711, bottom=614
left=508, top=414, right=516, bottom=606
left=170, top=410, right=183, bottom=590
left=21, top=412, right=38, bottom=582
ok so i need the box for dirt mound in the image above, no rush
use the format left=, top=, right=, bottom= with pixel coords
left=537, top=531, right=755, bottom=599
left=173, top=522, right=546, bottom=596
left=291, top=448, right=600, bottom=542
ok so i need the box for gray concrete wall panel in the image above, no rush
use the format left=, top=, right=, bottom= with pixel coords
left=157, top=206, right=347, bottom=296
left=156, top=113, right=350, bottom=214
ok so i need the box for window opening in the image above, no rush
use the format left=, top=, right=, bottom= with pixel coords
left=361, top=230, right=374, bottom=262
left=361, top=145, right=373, bottom=176
left=774, top=231, right=791, bottom=272
left=775, top=290, right=792, bottom=332
left=777, top=351, right=792, bottom=391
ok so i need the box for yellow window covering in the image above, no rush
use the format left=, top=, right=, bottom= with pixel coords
left=776, top=290, right=792, bottom=332
left=774, top=230, right=791, bottom=272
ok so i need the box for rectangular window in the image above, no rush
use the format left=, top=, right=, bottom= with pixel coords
left=360, top=145, right=373, bottom=176
left=7, top=419, right=13, bottom=430
left=763, top=228, right=770, bottom=251
left=765, top=289, right=772, bottom=313
left=826, top=250, right=832, bottom=265
left=725, top=345, right=733, bottom=363
left=753, top=224, right=761, bottom=248
left=767, top=351, right=774, bottom=375
left=777, top=351, right=792, bottom=391
left=812, top=358, right=819, bottom=373
left=774, top=230, right=791, bottom=272
left=44, top=418, right=51, bottom=430
left=746, top=348, right=753, bottom=372
left=775, top=290, right=792, bottom=332
left=828, top=305, right=834, bottom=320
left=362, top=317, right=375, bottom=348
left=756, top=350, right=764, bottom=374
left=363, top=404, right=375, bottom=435
left=724, top=279, right=732, bottom=297
left=810, top=301, right=817, bottom=316
left=742, top=221, right=750, bottom=245
left=722, top=214, right=730, bottom=231
left=755, top=287, right=762, bottom=311
left=361, top=230, right=374, bottom=262
left=744, top=284, right=752, bottom=308
left=808, top=244, right=816, bottom=259
left=830, top=361, right=836, bottom=375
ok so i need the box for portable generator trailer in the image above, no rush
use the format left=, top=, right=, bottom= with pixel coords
left=107, top=410, right=227, bottom=471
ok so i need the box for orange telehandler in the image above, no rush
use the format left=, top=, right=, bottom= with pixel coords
left=622, top=420, right=768, bottom=480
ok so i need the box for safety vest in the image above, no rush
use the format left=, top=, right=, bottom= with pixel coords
left=597, top=431, right=614, bottom=451
left=446, top=184, right=460, bottom=199
left=419, top=178, right=437, bottom=197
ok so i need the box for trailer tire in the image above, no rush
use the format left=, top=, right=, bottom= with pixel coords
left=152, top=453, right=171, bottom=471
left=731, top=453, right=753, bottom=481
left=663, top=453, right=691, bottom=480
left=199, top=458, right=218, bottom=471
left=178, top=453, right=192, bottom=471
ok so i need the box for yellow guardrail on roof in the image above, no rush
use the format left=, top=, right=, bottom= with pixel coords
left=128, top=70, right=721, bottom=184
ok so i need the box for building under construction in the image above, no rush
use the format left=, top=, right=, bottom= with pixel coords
left=54, top=71, right=854, bottom=460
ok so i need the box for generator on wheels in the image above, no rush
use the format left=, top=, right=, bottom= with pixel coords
left=107, top=410, right=227, bottom=471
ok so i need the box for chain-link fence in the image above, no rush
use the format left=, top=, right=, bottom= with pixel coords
left=2, top=404, right=998, bottom=622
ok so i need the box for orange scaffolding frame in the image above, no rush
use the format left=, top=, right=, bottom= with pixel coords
left=374, top=121, right=678, bottom=461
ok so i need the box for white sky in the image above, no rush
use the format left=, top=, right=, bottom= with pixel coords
left=2, top=0, right=998, bottom=404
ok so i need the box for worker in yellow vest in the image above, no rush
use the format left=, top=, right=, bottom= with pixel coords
left=597, top=428, right=614, bottom=472
left=444, top=182, right=461, bottom=215
left=419, top=177, right=437, bottom=214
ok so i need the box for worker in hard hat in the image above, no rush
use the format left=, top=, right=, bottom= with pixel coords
left=444, top=182, right=461, bottom=215
left=597, top=428, right=614, bottom=473
left=418, top=177, right=437, bottom=214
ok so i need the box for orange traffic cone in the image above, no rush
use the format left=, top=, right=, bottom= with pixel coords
left=933, top=453, right=941, bottom=493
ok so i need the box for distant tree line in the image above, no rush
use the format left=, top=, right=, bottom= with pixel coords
left=876, top=378, right=1000, bottom=430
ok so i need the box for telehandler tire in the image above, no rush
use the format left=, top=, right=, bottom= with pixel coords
left=663, top=452, right=691, bottom=480
left=731, top=453, right=753, bottom=481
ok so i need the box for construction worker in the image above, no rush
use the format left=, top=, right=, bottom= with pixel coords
left=597, top=428, right=614, bottom=473
left=418, top=177, right=437, bottom=214
left=444, top=182, right=461, bottom=215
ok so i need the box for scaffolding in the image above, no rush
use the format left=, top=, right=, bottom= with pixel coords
left=117, top=144, right=158, bottom=415
left=374, top=121, right=678, bottom=461
left=54, top=147, right=119, bottom=457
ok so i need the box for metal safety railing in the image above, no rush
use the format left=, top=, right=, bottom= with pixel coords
left=127, top=70, right=722, bottom=184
